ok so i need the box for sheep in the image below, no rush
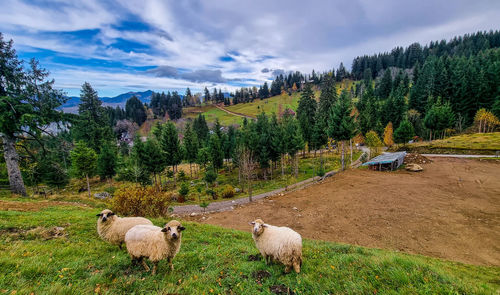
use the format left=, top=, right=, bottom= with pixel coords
left=124, top=220, right=185, bottom=274
left=96, top=209, right=153, bottom=249
left=250, top=218, right=302, bottom=273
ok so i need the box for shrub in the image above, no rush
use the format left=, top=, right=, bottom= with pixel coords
left=204, top=168, right=217, bottom=186
left=178, top=170, right=188, bottom=181
left=179, top=182, right=189, bottom=198
left=221, top=184, right=235, bottom=199
left=103, top=186, right=116, bottom=195
left=206, top=188, right=218, bottom=200
left=111, top=185, right=172, bottom=217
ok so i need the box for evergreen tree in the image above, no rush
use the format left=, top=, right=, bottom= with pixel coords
left=261, top=82, right=270, bottom=98
left=159, top=122, right=182, bottom=174
left=204, top=87, right=211, bottom=102
left=376, top=68, right=393, bottom=99
left=70, top=141, right=97, bottom=198
left=296, top=83, right=317, bottom=152
left=393, top=120, right=415, bottom=144
left=327, top=91, right=357, bottom=170
left=73, top=82, right=112, bottom=152
left=125, top=96, right=147, bottom=126
left=0, top=34, right=67, bottom=195
left=97, top=141, right=118, bottom=180
left=208, top=134, right=224, bottom=170
left=193, top=114, right=209, bottom=145
left=183, top=122, right=198, bottom=177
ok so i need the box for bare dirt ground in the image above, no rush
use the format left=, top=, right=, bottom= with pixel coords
left=188, top=157, right=500, bottom=266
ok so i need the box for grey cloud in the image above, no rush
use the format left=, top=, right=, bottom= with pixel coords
left=272, top=69, right=285, bottom=77
left=261, top=68, right=270, bottom=73
left=181, top=69, right=226, bottom=83
left=146, top=66, right=227, bottom=83
left=146, top=66, right=178, bottom=77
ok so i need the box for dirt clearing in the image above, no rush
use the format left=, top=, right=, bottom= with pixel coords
left=189, top=157, right=500, bottom=266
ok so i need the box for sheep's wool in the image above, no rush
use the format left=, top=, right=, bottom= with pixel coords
left=125, top=223, right=182, bottom=262
left=97, top=213, right=153, bottom=245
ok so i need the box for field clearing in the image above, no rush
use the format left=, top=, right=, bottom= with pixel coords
left=0, top=197, right=499, bottom=294
left=192, top=157, right=500, bottom=267
left=396, top=132, right=500, bottom=154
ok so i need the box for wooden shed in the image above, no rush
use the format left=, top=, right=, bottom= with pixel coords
left=362, top=152, right=406, bottom=171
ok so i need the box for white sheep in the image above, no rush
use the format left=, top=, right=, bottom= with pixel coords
left=96, top=209, right=153, bottom=249
left=250, top=218, right=302, bottom=273
left=124, top=220, right=185, bottom=274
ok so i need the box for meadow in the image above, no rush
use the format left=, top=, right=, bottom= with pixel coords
left=0, top=197, right=499, bottom=294
left=393, top=132, right=500, bottom=154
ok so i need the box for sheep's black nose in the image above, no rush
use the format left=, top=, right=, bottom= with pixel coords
left=172, top=233, right=178, bottom=239
left=102, top=217, right=107, bottom=222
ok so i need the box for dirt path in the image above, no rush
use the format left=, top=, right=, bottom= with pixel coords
left=214, top=104, right=255, bottom=119
left=188, top=158, right=500, bottom=266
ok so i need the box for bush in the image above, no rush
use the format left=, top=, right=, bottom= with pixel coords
left=221, top=184, right=235, bottom=199
left=111, top=185, right=172, bottom=217
left=178, top=170, right=188, bottom=181
left=178, top=182, right=189, bottom=202
left=206, top=188, right=218, bottom=200
left=204, top=168, right=217, bottom=186
left=103, top=186, right=116, bottom=195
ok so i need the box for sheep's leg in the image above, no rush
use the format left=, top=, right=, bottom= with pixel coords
left=141, top=258, right=150, bottom=272
left=167, top=257, right=174, bottom=271
left=284, top=265, right=292, bottom=273
left=152, top=262, right=158, bottom=275
left=293, top=262, right=301, bottom=273
left=119, top=243, right=123, bottom=250
left=262, top=254, right=268, bottom=265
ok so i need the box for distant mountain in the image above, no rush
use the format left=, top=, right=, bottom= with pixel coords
left=62, top=90, right=154, bottom=113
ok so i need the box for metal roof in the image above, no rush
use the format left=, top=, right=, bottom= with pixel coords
left=362, top=151, right=407, bottom=166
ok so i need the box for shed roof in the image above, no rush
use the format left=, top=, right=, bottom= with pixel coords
left=363, top=152, right=407, bottom=166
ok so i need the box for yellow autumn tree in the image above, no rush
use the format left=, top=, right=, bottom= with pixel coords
left=383, top=122, right=394, bottom=146
left=474, top=108, right=500, bottom=133
left=292, top=82, right=298, bottom=92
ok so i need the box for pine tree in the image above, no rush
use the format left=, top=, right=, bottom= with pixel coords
left=393, top=120, right=415, bottom=144
left=316, top=75, right=337, bottom=148
left=70, top=141, right=97, bottom=198
left=73, top=82, right=112, bottom=152
left=327, top=91, right=357, bottom=170
left=159, top=122, right=182, bottom=184
left=296, top=83, right=317, bottom=153
left=208, top=134, right=224, bottom=171
left=376, top=68, right=392, bottom=99
left=125, top=96, right=147, bottom=126
left=183, top=122, right=198, bottom=177
left=97, top=142, right=118, bottom=180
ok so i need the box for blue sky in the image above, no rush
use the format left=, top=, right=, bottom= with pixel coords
left=1, top=0, right=500, bottom=97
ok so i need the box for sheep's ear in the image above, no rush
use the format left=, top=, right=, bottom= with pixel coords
left=96, top=213, right=102, bottom=217
left=262, top=224, right=268, bottom=228
left=108, top=212, right=115, bottom=216
left=178, top=226, right=185, bottom=231
left=249, top=221, right=255, bottom=225
left=161, top=228, right=168, bottom=232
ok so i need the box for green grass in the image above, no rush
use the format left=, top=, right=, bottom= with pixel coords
left=393, top=132, right=500, bottom=154
left=0, top=202, right=498, bottom=294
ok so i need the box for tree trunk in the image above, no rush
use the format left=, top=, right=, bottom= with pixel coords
left=1, top=134, right=27, bottom=196
left=350, top=139, right=353, bottom=164
left=341, top=141, right=345, bottom=171
left=294, top=155, right=299, bottom=178
left=281, top=155, right=285, bottom=178
left=190, top=163, right=192, bottom=179
left=86, top=174, right=91, bottom=198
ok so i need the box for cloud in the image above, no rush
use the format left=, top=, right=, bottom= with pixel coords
left=180, top=69, right=227, bottom=83
left=271, top=69, right=285, bottom=77
left=2, top=0, right=500, bottom=97
left=146, top=65, right=178, bottom=77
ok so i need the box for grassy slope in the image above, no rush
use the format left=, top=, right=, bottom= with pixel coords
left=0, top=200, right=499, bottom=294
left=394, top=132, right=500, bottom=154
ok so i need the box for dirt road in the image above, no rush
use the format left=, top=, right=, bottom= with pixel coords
left=188, top=158, right=500, bottom=266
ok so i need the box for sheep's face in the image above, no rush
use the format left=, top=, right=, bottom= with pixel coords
left=250, top=219, right=267, bottom=236
left=96, top=209, right=116, bottom=223
left=161, top=220, right=185, bottom=240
